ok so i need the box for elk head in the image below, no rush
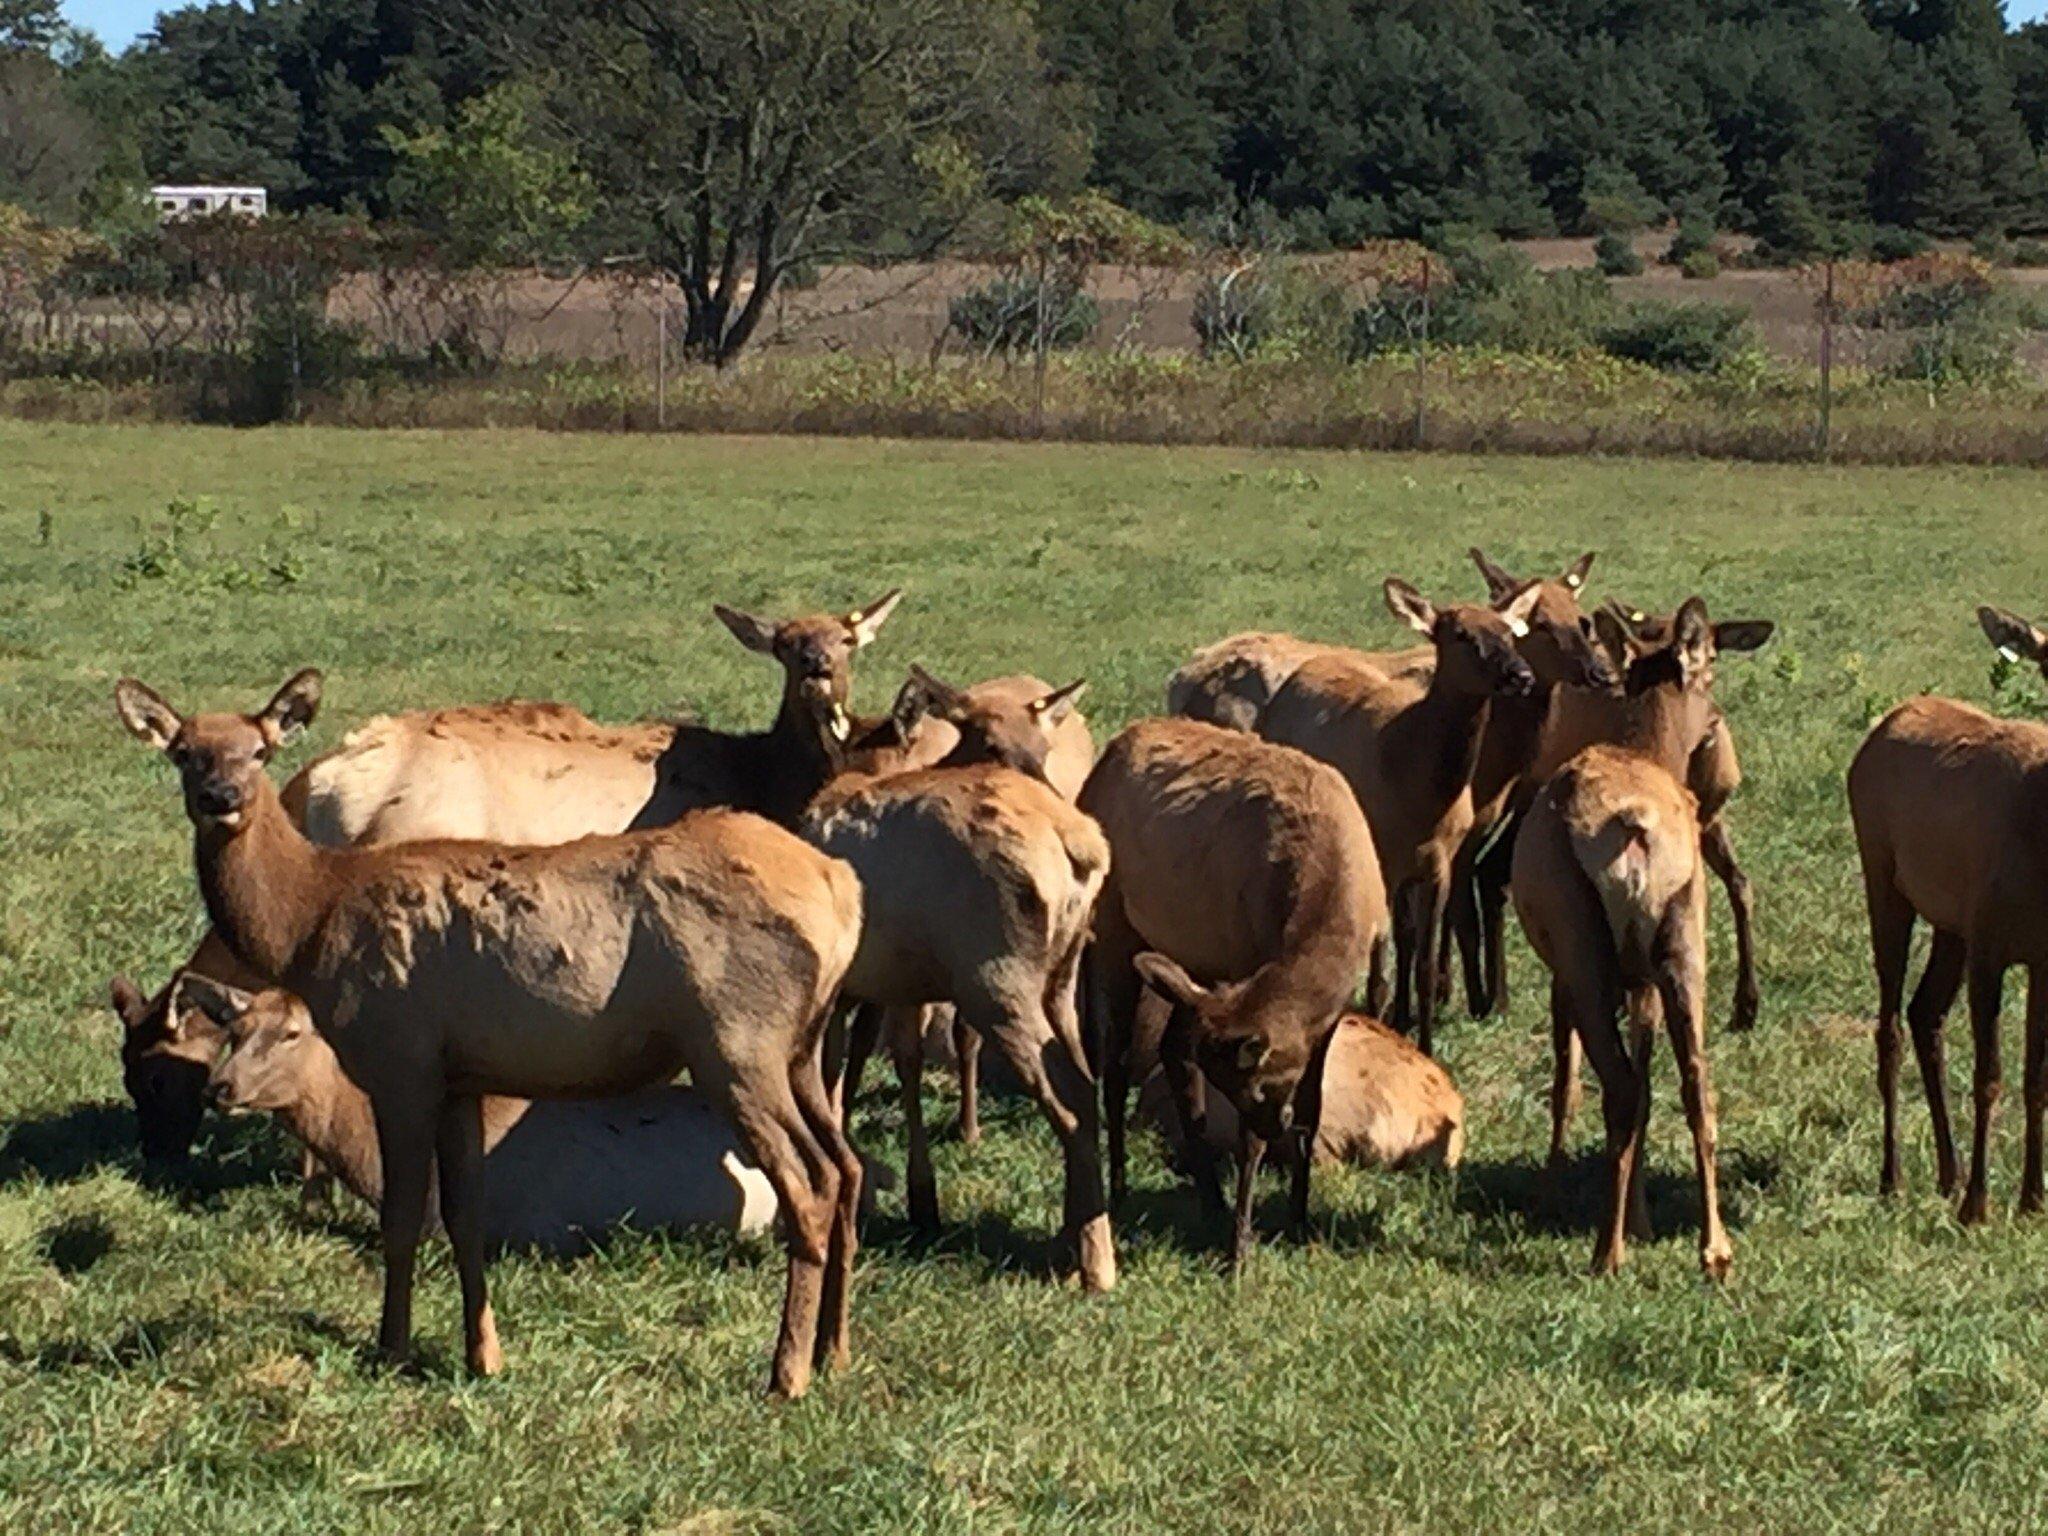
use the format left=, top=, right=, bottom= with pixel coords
left=1597, top=600, right=1774, bottom=685
left=1468, top=547, right=1615, bottom=692
left=714, top=589, right=903, bottom=745
left=1384, top=577, right=1540, bottom=699
left=176, top=975, right=318, bottom=1117
left=898, top=664, right=1086, bottom=784
left=111, top=973, right=222, bottom=1162
left=114, top=669, right=324, bottom=834
left=1979, top=606, right=2048, bottom=683
left=1131, top=953, right=1319, bottom=1144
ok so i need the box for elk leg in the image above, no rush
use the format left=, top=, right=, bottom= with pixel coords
left=1366, top=933, right=1391, bottom=1020
left=1159, top=1003, right=1226, bottom=1218
left=2024, top=969, right=2048, bottom=1216
left=370, top=1097, right=435, bottom=1369
left=1285, top=1020, right=1338, bottom=1243
left=1863, top=864, right=1915, bottom=1196
left=1229, top=1124, right=1267, bottom=1275
left=792, top=1043, right=863, bottom=1374
left=1909, top=929, right=1964, bottom=1196
left=950, top=1009, right=982, bottom=1146
left=837, top=1001, right=882, bottom=1113
left=1043, top=938, right=1116, bottom=1290
left=1546, top=978, right=1583, bottom=1174
left=1578, top=988, right=1647, bottom=1277
left=724, top=1084, right=835, bottom=1401
left=1475, top=823, right=1515, bottom=1018
left=1625, top=995, right=1657, bottom=1245
left=1415, top=876, right=1449, bottom=1057
left=1661, top=949, right=1730, bottom=1280
left=1391, top=886, right=1417, bottom=1035
left=1701, top=819, right=1758, bottom=1033
left=1959, top=953, right=2005, bottom=1228
left=890, top=1008, right=939, bottom=1232
left=971, top=994, right=1117, bottom=1292
left=434, top=1094, right=500, bottom=1377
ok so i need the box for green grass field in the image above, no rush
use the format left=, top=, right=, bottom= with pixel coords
left=4, top=424, right=2048, bottom=1533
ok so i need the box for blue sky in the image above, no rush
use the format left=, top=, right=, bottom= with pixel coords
left=53, top=0, right=2048, bottom=50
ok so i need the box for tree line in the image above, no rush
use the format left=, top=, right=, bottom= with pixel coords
left=8, top=1, right=2048, bottom=362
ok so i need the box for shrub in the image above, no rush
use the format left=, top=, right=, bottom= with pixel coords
left=2012, top=238, right=2048, bottom=269
left=1871, top=226, right=1934, bottom=262
left=1417, top=235, right=1615, bottom=355
left=947, top=275, right=1098, bottom=357
left=1898, top=310, right=2025, bottom=388
left=1594, top=232, right=1643, bottom=277
left=1972, top=230, right=2017, bottom=267
left=1597, top=300, right=1755, bottom=373
left=1665, top=216, right=1716, bottom=266
left=1680, top=250, right=1721, bottom=280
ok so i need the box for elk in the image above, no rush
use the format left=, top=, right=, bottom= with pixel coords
left=1141, top=1013, right=1464, bottom=1173
left=1592, top=600, right=1770, bottom=1032
left=115, top=593, right=904, bottom=1165
left=181, top=977, right=783, bottom=1251
left=832, top=665, right=1094, bottom=1148
left=1510, top=599, right=1739, bottom=1279
left=115, top=670, right=865, bottom=1399
left=803, top=673, right=1116, bottom=1289
left=1257, top=578, right=1541, bottom=1055
left=1847, top=605, right=2048, bottom=1223
left=1082, top=718, right=1385, bottom=1270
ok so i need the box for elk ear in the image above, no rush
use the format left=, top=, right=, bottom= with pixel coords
left=172, top=973, right=254, bottom=1035
left=114, top=679, right=182, bottom=752
left=1672, top=597, right=1715, bottom=685
left=1713, top=620, right=1774, bottom=655
left=845, top=588, right=904, bottom=649
left=1233, top=1034, right=1272, bottom=1074
left=255, top=668, right=322, bottom=750
left=1497, top=581, right=1542, bottom=638
left=1592, top=608, right=1640, bottom=672
left=907, top=663, right=968, bottom=724
left=1028, top=678, right=1087, bottom=726
left=713, top=603, right=779, bottom=655
left=109, top=975, right=149, bottom=1031
left=1978, top=606, right=2048, bottom=664
left=884, top=675, right=930, bottom=741
left=1468, top=547, right=1518, bottom=602
left=1561, top=551, right=1595, bottom=592
left=1133, top=951, right=1212, bottom=1011
left=1383, top=578, right=1436, bottom=636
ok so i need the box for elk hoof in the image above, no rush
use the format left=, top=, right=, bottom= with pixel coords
left=1958, top=1190, right=1992, bottom=1227
left=1075, top=1215, right=1118, bottom=1294
left=1700, top=1241, right=1733, bottom=1282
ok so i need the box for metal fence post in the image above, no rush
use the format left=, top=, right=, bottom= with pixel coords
left=1414, top=257, right=1431, bottom=450
left=1817, top=258, right=1834, bottom=461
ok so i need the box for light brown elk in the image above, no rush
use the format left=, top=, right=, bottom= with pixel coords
left=1081, top=718, right=1385, bottom=1270
left=803, top=675, right=1116, bottom=1289
left=1510, top=599, right=1738, bottom=1279
left=832, top=665, right=1093, bottom=1148
left=1593, top=600, right=1771, bottom=1032
left=116, top=594, right=905, bottom=1164
left=1257, top=578, right=1540, bottom=1055
left=1847, top=605, right=2048, bottom=1222
left=1141, top=1013, right=1464, bottom=1173
left=115, top=669, right=865, bottom=1398
left=181, top=977, right=783, bottom=1250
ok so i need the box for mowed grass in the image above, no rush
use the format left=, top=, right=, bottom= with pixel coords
left=3, top=424, right=2048, bottom=1533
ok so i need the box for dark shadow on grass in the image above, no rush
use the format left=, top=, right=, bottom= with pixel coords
left=0, top=1313, right=214, bottom=1373
left=39, top=1214, right=114, bottom=1275
left=859, top=1207, right=1074, bottom=1283
left=1451, top=1147, right=1780, bottom=1246
left=285, top=1309, right=454, bottom=1381
left=0, top=1100, right=291, bottom=1205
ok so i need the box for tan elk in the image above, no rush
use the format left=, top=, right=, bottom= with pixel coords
left=181, top=977, right=783, bottom=1250
left=115, top=593, right=905, bottom=1165
left=1257, top=578, right=1541, bottom=1055
left=1081, top=718, right=1385, bottom=1270
left=116, top=669, right=865, bottom=1399
left=1847, top=605, right=2048, bottom=1223
left=1142, top=1013, right=1464, bottom=1173
left=803, top=672, right=1116, bottom=1289
left=1510, top=599, right=1741, bottom=1279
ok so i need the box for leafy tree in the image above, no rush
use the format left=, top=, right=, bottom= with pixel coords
left=0, top=0, right=61, bottom=53
left=384, top=82, right=590, bottom=262
left=0, top=53, right=101, bottom=221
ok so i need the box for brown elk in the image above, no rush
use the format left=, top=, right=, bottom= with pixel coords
left=1847, top=605, right=2048, bottom=1223
left=1257, top=578, right=1541, bottom=1055
left=804, top=672, right=1115, bottom=1288
left=181, top=977, right=784, bottom=1250
left=1510, top=600, right=1742, bottom=1279
left=116, top=593, right=904, bottom=1165
left=116, top=670, right=865, bottom=1399
left=1141, top=1013, right=1464, bottom=1173
left=1081, top=718, right=1385, bottom=1270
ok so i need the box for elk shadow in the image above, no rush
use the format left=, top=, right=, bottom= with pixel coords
left=0, top=1100, right=299, bottom=1207
left=1449, top=1147, right=1780, bottom=1248
left=0, top=1312, right=215, bottom=1374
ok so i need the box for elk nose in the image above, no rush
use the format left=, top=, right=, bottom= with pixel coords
left=195, top=782, right=243, bottom=816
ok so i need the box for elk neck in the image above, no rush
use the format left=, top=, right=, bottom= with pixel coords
left=195, top=769, right=336, bottom=983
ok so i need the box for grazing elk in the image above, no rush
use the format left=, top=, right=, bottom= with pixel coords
left=116, top=593, right=905, bottom=1165
left=1142, top=1013, right=1464, bottom=1173
left=1258, top=578, right=1541, bottom=1055
left=1511, top=600, right=1744, bottom=1279
left=1082, top=718, right=1385, bottom=1270
left=116, top=670, right=865, bottom=1399
left=181, top=977, right=782, bottom=1250
left=803, top=673, right=1116, bottom=1290
left=1847, top=605, right=2048, bottom=1223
